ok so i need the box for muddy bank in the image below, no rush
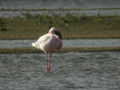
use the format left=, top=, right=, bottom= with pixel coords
left=0, top=16, right=120, bottom=39
left=0, top=47, right=120, bottom=54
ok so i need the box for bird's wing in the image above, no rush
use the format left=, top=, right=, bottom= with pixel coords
left=36, top=34, right=50, bottom=44
left=32, top=34, right=50, bottom=48
left=56, top=37, right=62, bottom=49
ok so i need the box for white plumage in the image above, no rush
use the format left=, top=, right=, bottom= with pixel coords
left=32, top=27, right=62, bottom=72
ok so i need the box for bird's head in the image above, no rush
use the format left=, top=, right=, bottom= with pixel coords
left=49, top=27, right=56, bottom=34
left=49, top=27, right=62, bottom=39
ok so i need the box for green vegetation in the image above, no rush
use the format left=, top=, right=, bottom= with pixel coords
left=0, top=13, right=120, bottom=39
left=0, top=18, right=7, bottom=32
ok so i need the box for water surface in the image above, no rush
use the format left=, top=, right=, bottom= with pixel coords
left=0, top=0, right=120, bottom=9
left=0, top=0, right=120, bottom=17
left=0, top=52, right=120, bottom=90
left=0, top=39, right=120, bottom=48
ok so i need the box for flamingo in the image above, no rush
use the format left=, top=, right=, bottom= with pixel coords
left=32, top=27, right=62, bottom=72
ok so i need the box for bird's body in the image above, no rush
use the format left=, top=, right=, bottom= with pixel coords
left=32, top=27, right=62, bottom=72
left=32, top=33, right=62, bottom=53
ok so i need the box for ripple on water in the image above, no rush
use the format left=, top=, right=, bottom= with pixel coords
left=0, top=52, right=120, bottom=90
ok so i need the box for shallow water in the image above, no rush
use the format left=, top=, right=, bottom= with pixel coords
left=0, top=39, right=120, bottom=48
left=0, top=0, right=120, bottom=17
left=0, top=0, right=120, bottom=9
left=0, top=52, right=120, bottom=90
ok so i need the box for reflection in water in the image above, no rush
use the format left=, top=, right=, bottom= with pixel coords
left=0, top=52, right=120, bottom=90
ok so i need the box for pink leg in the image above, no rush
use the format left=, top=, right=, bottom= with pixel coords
left=45, top=52, right=50, bottom=72
left=46, top=52, right=52, bottom=72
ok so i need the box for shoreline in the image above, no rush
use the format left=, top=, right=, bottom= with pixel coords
left=0, top=47, right=120, bottom=54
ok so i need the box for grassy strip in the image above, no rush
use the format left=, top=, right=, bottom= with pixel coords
left=0, top=47, right=120, bottom=54
left=0, top=15, right=120, bottom=39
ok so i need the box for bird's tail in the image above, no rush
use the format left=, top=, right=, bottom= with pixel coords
left=32, top=43, right=36, bottom=47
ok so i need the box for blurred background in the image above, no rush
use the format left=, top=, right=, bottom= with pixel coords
left=0, top=0, right=120, bottom=9
left=0, top=0, right=120, bottom=17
